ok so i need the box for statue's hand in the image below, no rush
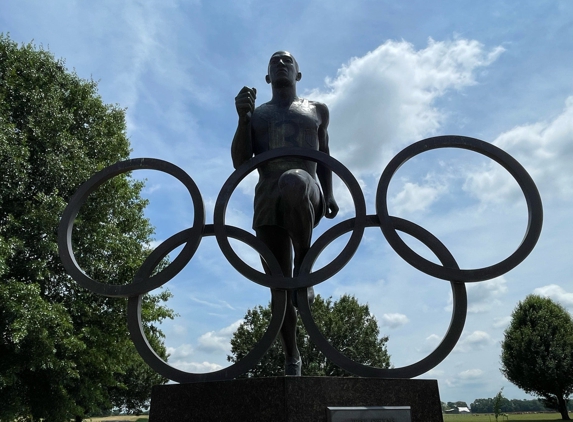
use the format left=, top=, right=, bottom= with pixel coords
left=324, top=196, right=339, bottom=219
left=235, top=86, right=257, bottom=124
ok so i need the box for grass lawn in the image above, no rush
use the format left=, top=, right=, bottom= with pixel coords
left=83, top=417, right=148, bottom=422
left=443, top=413, right=565, bottom=422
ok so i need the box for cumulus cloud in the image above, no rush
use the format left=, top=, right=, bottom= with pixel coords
left=163, top=320, right=244, bottom=372
left=464, top=97, right=573, bottom=203
left=389, top=181, right=447, bottom=215
left=533, top=284, right=573, bottom=309
left=444, top=368, right=485, bottom=388
left=458, top=368, right=484, bottom=380
left=455, top=330, right=493, bottom=353
left=380, top=313, right=409, bottom=329
left=418, top=333, right=442, bottom=354
left=166, top=343, right=194, bottom=361
left=465, top=276, right=508, bottom=313
left=197, top=319, right=243, bottom=353
left=169, top=359, right=223, bottom=373
left=416, top=333, right=445, bottom=355
left=493, top=316, right=512, bottom=329
left=165, top=344, right=224, bottom=372
left=310, top=38, right=504, bottom=177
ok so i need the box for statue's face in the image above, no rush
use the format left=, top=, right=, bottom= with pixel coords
left=267, top=51, right=301, bottom=86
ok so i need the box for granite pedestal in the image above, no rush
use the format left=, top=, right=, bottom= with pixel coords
left=149, top=377, right=443, bottom=422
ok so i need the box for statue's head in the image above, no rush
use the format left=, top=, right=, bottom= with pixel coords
left=266, top=51, right=302, bottom=85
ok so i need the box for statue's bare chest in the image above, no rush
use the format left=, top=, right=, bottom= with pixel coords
left=251, top=100, right=320, bottom=153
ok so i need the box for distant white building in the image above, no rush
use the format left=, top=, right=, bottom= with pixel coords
left=444, top=406, right=471, bottom=414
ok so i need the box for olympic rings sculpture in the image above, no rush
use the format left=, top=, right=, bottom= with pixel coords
left=58, top=135, right=543, bottom=383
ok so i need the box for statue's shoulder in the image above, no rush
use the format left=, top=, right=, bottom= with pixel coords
left=253, top=101, right=274, bottom=116
left=307, top=99, right=329, bottom=120
left=251, top=101, right=272, bottom=121
left=306, top=99, right=327, bottom=109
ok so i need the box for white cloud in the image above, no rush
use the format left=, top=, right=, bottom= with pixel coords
left=166, top=343, right=194, bottom=360
left=493, top=316, right=512, bottom=329
left=310, top=38, right=504, bottom=177
left=533, top=284, right=573, bottom=309
left=458, top=368, right=484, bottom=380
left=466, top=277, right=508, bottom=313
left=168, top=360, right=224, bottom=373
left=190, top=296, right=236, bottom=311
left=165, top=343, right=223, bottom=373
left=464, top=97, right=573, bottom=203
left=444, top=368, right=485, bottom=388
left=164, top=320, right=244, bottom=373
left=197, top=319, right=244, bottom=353
left=455, top=330, right=493, bottom=352
left=380, top=313, right=409, bottom=329
left=418, top=333, right=442, bottom=354
left=390, top=181, right=447, bottom=215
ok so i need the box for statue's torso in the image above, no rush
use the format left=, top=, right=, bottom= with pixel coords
left=251, top=98, right=320, bottom=178
left=250, top=98, right=323, bottom=229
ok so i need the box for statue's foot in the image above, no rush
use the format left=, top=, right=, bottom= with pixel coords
left=284, top=356, right=302, bottom=376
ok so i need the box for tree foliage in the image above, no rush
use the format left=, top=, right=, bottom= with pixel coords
left=228, top=294, right=391, bottom=377
left=469, top=397, right=558, bottom=413
left=0, top=34, right=173, bottom=421
left=493, top=388, right=504, bottom=422
left=501, top=295, right=573, bottom=420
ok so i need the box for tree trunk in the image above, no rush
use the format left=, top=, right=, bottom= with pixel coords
left=558, top=394, right=571, bottom=420
left=75, top=416, right=83, bottom=422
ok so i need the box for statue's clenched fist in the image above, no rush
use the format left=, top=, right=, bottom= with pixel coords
left=235, top=86, right=257, bottom=123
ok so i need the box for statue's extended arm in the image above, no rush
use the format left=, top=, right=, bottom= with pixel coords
left=316, top=103, right=339, bottom=219
left=231, top=86, right=257, bottom=169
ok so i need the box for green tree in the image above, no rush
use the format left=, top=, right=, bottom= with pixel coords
left=228, top=294, right=390, bottom=376
left=0, top=34, right=173, bottom=421
left=470, top=397, right=550, bottom=413
left=493, top=388, right=504, bottom=422
left=470, top=398, right=493, bottom=413
left=501, top=295, right=573, bottom=420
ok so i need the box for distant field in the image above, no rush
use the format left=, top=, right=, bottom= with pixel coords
left=443, top=413, right=564, bottom=422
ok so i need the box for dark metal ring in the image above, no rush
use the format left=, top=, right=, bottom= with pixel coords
left=58, top=158, right=205, bottom=297
left=213, top=148, right=368, bottom=289
left=127, top=224, right=287, bottom=383
left=297, top=214, right=467, bottom=378
left=59, top=135, right=543, bottom=383
left=376, top=135, right=543, bottom=282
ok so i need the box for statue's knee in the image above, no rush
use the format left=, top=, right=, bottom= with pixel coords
left=278, top=170, right=308, bottom=202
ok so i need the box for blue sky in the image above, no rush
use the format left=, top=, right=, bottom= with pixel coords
left=2, top=0, right=572, bottom=405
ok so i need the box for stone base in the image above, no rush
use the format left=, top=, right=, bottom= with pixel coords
left=149, top=377, right=443, bottom=422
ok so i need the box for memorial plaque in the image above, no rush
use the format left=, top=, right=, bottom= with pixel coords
left=327, top=406, right=412, bottom=422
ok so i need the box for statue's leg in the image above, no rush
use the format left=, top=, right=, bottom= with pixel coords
left=255, top=226, right=301, bottom=375
left=278, top=170, right=322, bottom=277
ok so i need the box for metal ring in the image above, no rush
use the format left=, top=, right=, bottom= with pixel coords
left=213, top=147, right=367, bottom=289
left=376, top=135, right=543, bottom=282
left=127, top=224, right=287, bottom=383
left=297, top=214, right=467, bottom=378
left=58, top=158, right=205, bottom=297
left=59, top=135, right=543, bottom=383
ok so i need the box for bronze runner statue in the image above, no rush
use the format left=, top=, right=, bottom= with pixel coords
left=232, top=51, right=339, bottom=375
